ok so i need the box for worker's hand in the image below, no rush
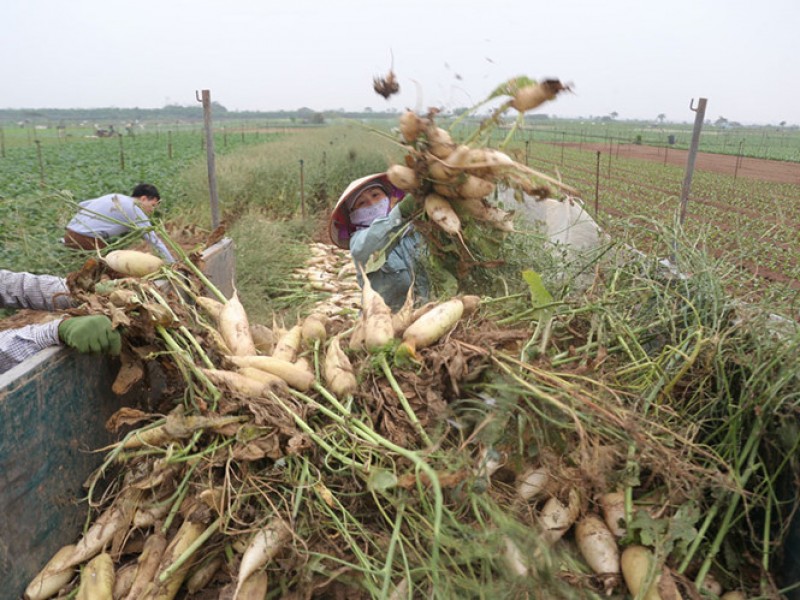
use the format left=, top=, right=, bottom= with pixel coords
left=397, top=194, right=417, bottom=218
left=58, top=315, right=122, bottom=356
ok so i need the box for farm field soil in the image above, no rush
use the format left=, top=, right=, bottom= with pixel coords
left=564, top=142, right=800, bottom=185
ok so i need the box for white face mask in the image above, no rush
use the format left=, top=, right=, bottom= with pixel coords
left=350, top=197, right=390, bottom=228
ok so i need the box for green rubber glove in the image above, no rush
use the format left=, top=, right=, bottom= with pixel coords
left=58, top=315, right=122, bottom=356
left=397, top=194, right=416, bottom=218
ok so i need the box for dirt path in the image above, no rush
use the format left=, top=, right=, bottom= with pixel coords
left=563, top=143, right=800, bottom=185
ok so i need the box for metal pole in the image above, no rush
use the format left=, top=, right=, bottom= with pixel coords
left=525, top=140, right=529, bottom=165
left=733, top=140, right=744, bottom=184
left=594, top=151, right=601, bottom=214
left=118, top=134, right=125, bottom=171
left=299, top=159, right=306, bottom=218
left=560, top=131, right=565, bottom=165
left=678, top=98, right=707, bottom=225
left=197, top=90, right=220, bottom=229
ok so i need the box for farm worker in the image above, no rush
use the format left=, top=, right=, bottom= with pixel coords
left=329, top=173, right=428, bottom=311
left=64, top=183, right=175, bottom=263
left=0, top=269, right=121, bottom=374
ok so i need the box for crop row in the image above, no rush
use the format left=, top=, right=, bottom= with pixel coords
left=513, top=140, right=800, bottom=312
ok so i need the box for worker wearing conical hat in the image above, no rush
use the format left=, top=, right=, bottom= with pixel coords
left=329, top=173, right=428, bottom=311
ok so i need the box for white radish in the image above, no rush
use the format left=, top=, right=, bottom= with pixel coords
left=426, top=126, right=455, bottom=159
left=515, top=466, right=551, bottom=503
left=599, top=491, right=627, bottom=537
left=219, top=292, right=257, bottom=357
left=538, top=489, right=580, bottom=544
left=424, top=193, right=462, bottom=236
left=24, top=544, right=76, bottom=600
left=48, top=504, right=128, bottom=571
left=360, top=267, right=394, bottom=351
left=234, top=518, right=291, bottom=600
left=250, top=323, right=275, bottom=355
left=150, top=518, right=207, bottom=600
left=386, top=164, right=419, bottom=192
left=236, top=571, right=269, bottom=600
left=122, top=532, right=167, bottom=600
left=237, top=366, right=289, bottom=392
left=501, top=535, right=529, bottom=577
left=699, top=573, right=723, bottom=597
left=510, top=80, right=568, bottom=113
left=201, top=368, right=269, bottom=397
left=457, top=174, right=495, bottom=199
left=186, top=555, right=224, bottom=594
left=620, top=545, right=682, bottom=600
left=113, top=562, right=137, bottom=599
left=195, top=296, right=224, bottom=324
left=76, top=552, right=114, bottom=600
left=395, top=299, right=464, bottom=362
left=271, top=324, right=302, bottom=362
left=324, top=335, right=358, bottom=397
left=399, top=110, right=426, bottom=143
left=458, top=198, right=514, bottom=232
left=720, top=592, right=746, bottom=600
left=225, top=356, right=315, bottom=392
left=104, top=249, right=164, bottom=277
left=301, top=313, right=328, bottom=346
left=575, top=514, right=620, bottom=576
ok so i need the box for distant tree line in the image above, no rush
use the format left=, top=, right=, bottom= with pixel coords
left=0, top=103, right=557, bottom=127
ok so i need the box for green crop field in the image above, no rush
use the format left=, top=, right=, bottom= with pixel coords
left=2, top=118, right=798, bottom=320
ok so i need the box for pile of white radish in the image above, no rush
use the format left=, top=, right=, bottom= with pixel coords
left=385, top=79, right=576, bottom=255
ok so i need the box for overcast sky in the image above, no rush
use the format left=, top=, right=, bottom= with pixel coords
left=3, top=0, right=798, bottom=125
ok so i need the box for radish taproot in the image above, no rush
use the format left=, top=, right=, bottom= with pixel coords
left=47, top=504, right=129, bottom=571
left=113, top=563, right=137, bottom=599
left=76, top=552, right=114, bottom=600
left=186, top=555, right=224, bottom=594
left=225, top=355, right=315, bottom=392
left=237, top=366, right=289, bottom=392
left=399, top=110, right=426, bottom=143
left=201, top=368, right=269, bottom=397
left=250, top=323, right=275, bottom=355
left=104, top=249, right=164, bottom=277
left=219, top=292, right=257, bottom=357
left=122, top=532, right=167, bottom=600
left=395, top=298, right=464, bottom=362
left=24, top=544, right=76, bottom=600
left=324, top=335, right=358, bottom=398
left=599, top=491, right=627, bottom=537
left=424, top=193, right=462, bottom=237
left=150, top=518, right=208, bottom=600
left=236, top=571, right=269, bottom=600
left=386, top=164, right=420, bottom=192
left=301, top=313, right=328, bottom=346
left=425, top=126, right=456, bottom=159
left=510, top=79, right=569, bottom=113
left=539, top=488, right=580, bottom=544
left=515, top=466, right=552, bottom=503
left=271, top=324, right=302, bottom=362
left=359, top=268, right=394, bottom=351
left=620, top=545, right=682, bottom=600
left=234, top=518, right=291, bottom=600
left=575, top=514, right=620, bottom=594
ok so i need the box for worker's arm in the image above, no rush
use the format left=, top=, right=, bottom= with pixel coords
left=0, top=269, right=73, bottom=310
left=349, top=204, right=408, bottom=267
left=0, top=320, right=63, bottom=374
left=0, top=315, right=121, bottom=375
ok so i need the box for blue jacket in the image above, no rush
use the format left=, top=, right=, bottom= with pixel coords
left=349, top=205, right=429, bottom=312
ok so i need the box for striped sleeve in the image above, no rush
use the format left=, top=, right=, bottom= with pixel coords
left=0, top=319, right=64, bottom=374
